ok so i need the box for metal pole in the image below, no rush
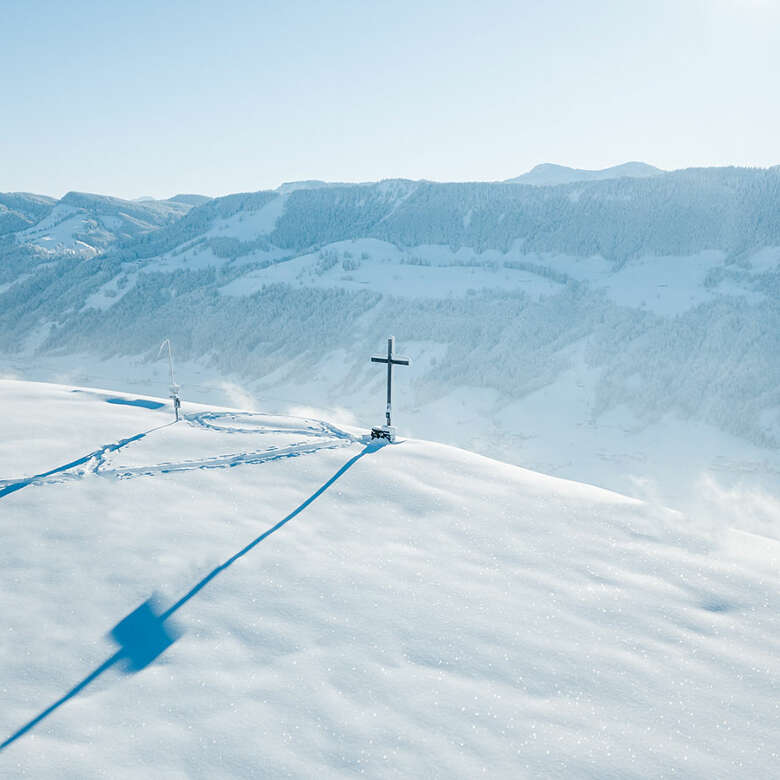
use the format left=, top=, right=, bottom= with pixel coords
left=167, top=343, right=175, bottom=388
left=158, top=339, right=181, bottom=423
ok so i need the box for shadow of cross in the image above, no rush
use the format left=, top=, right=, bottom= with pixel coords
left=0, top=598, right=179, bottom=751
left=0, top=441, right=382, bottom=752
left=110, top=598, right=180, bottom=672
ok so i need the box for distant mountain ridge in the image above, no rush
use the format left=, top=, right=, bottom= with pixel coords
left=167, top=194, right=212, bottom=206
left=3, top=165, right=778, bottom=275
left=4, top=191, right=203, bottom=258
left=506, top=161, right=664, bottom=186
left=0, top=192, right=57, bottom=237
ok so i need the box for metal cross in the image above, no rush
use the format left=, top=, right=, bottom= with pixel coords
left=370, top=336, right=410, bottom=426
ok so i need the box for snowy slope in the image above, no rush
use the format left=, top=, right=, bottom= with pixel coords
left=0, top=193, right=56, bottom=237
left=1, top=379, right=778, bottom=778
left=1, top=167, right=779, bottom=509
left=12, top=191, right=196, bottom=258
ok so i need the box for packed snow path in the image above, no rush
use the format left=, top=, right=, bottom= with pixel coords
left=1, top=380, right=778, bottom=778
left=0, top=424, right=171, bottom=498
left=0, top=406, right=358, bottom=497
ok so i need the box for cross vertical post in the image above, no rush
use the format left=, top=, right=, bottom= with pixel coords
left=385, top=336, right=393, bottom=425
left=370, top=335, right=410, bottom=440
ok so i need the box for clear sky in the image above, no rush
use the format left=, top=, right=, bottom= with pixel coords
left=2, top=0, right=778, bottom=200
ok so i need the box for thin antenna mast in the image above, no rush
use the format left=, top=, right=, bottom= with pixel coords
left=158, top=338, right=182, bottom=421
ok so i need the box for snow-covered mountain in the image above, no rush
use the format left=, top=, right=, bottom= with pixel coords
left=506, top=161, right=663, bottom=186
left=5, top=191, right=200, bottom=259
left=1, top=379, right=777, bottom=777
left=0, top=192, right=57, bottom=236
left=1, top=167, right=779, bottom=506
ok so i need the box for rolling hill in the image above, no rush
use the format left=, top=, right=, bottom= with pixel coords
left=1, top=379, right=777, bottom=777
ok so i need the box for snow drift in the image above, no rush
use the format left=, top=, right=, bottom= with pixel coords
left=1, top=380, right=777, bottom=777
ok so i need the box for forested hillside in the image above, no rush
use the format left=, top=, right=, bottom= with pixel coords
left=1, top=166, right=778, bottom=495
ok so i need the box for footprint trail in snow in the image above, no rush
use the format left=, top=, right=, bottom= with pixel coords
left=0, top=410, right=360, bottom=496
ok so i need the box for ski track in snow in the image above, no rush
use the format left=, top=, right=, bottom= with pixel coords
left=0, top=424, right=171, bottom=499
left=100, top=440, right=350, bottom=480
left=0, top=410, right=360, bottom=497
left=187, top=410, right=355, bottom=442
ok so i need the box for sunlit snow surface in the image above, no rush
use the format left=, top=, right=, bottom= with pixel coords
left=1, top=380, right=778, bottom=778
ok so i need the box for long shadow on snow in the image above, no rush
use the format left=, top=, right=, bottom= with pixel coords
left=0, top=440, right=383, bottom=752
left=0, top=423, right=174, bottom=500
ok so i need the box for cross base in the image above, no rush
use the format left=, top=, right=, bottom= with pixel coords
left=370, top=425, right=396, bottom=443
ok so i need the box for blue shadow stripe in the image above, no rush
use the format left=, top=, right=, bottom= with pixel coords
left=0, top=424, right=171, bottom=500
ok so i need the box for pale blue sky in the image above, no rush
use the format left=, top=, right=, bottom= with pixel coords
left=1, top=0, right=778, bottom=199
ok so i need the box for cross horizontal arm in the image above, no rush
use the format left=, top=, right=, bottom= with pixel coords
left=371, top=355, right=410, bottom=365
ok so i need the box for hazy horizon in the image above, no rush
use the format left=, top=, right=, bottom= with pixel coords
left=9, top=159, right=780, bottom=203
left=2, top=0, right=779, bottom=200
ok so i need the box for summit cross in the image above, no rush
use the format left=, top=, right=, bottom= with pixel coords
left=370, top=336, right=410, bottom=428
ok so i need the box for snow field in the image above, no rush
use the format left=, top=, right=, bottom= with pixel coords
left=1, top=380, right=778, bottom=778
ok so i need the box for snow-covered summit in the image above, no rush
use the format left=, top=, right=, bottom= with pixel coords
left=0, top=379, right=777, bottom=777
left=0, top=192, right=57, bottom=236
left=9, top=191, right=196, bottom=258
left=506, top=161, right=664, bottom=185
left=167, top=193, right=211, bottom=207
